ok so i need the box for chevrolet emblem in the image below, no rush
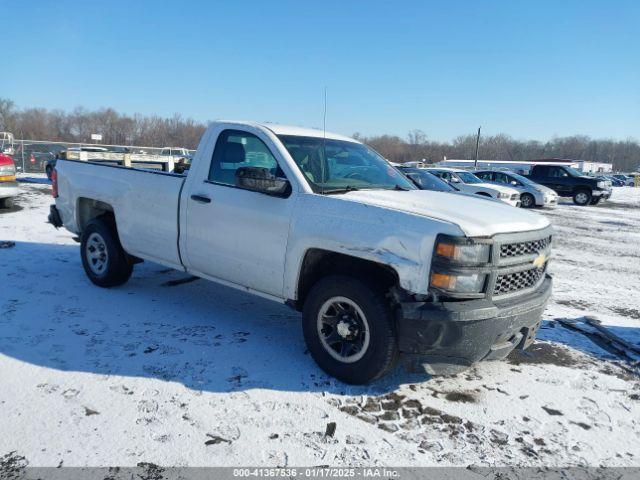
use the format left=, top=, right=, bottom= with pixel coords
left=533, top=252, right=547, bottom=269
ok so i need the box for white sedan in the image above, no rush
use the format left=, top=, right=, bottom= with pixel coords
left=474, top=170, right=559, bottom=208
left=427, top=167, right=521, bottom=207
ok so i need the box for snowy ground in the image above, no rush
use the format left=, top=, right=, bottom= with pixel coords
left=1, top=176, right=639, bottom=468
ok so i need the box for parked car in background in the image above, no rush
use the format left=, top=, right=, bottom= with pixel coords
left=398, top=166, right=505, bottom=207
left=50, top=121, right=553, bottom=384
left=525, top=165, right=612, bottom=205
left=0, top=153, right=18, bottom=208
left=603, top=175, right=624, bottom=187
left=160, top=147, right=191, bottom=160
left=396, top=166, right=458, bottom=192
left=427, top=167, right=521, bottom=207
left=473, top=170, right=558, bottom=208
left=612, top=174, right=634, bottom=187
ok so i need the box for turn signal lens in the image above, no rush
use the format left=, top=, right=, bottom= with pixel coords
left=0, top=175, right=16, bottom=182
left=431, top=272, right=455, bottom=290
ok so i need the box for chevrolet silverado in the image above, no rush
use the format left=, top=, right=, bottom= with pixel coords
left=49, top=121, right=553, bottom=384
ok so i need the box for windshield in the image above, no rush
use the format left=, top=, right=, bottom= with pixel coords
left=400, top=168, right=455, bottom=192
left=278, top=135, right=415, bottom=192
left=507, top=172, right=537, bottom=186
left=456, top=171, right=483, bottom=184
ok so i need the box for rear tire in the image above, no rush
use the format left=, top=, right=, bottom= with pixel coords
left=520, top=193, right=535, bottom=208
left=0, top=197, right=14, bottom=209
left=573, top=189, right=592, bottom=206
left=302, top=275, right=398, bottom=384
left=80, top=217, right=133, bottom=287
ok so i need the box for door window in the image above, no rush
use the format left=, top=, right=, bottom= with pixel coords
left=494, top=172, right=513, bottom=184
left=475, top=172, right=492, bottom=181
left=208, top=130, right=282, bottom=186
left=548, top=167, right=566, bottom=178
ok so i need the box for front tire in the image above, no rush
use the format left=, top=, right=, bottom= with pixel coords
left=302, top=275, right=398, bottom=384
left=80, top=217, right=133, bottom=287
left=589, top=197, right=601, bottom=205
left=520, top=193, right=535, bottom=208
left=573, top=189, right=592, bottom=205
left=0, top=197, right=14, bottom=209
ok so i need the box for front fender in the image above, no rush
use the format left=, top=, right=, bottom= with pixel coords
left=283, top=194, right=464, bottom=299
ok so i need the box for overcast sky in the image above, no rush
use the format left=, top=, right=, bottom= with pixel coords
left=3, top=0, right=639, bottom=141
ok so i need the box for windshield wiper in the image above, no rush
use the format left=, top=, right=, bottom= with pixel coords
left=392, top=184, right=411, bottom=191
left=321, top=186, right=361, bottom=195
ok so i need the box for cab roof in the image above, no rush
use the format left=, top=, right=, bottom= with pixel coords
left=213, top=120, right=360, bottom=144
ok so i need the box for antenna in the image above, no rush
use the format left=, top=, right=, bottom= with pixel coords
left=321, top=87, right=327, bottom=187
left=474, top=126, right=481, bottom=169
left=323, top=87, right=327, bottom=138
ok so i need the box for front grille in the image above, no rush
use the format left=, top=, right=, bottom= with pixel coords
left=494, top=264, right=546, bottom=295
left=500, top=236, right=551, bottom=259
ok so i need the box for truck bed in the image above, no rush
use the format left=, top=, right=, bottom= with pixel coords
left=55, top=159, right=187, bottom=269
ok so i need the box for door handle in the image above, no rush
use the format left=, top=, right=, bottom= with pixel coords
left=191, top=194, right=211, bottom=204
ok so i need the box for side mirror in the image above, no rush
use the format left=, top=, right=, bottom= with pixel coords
left=450, top=177, right=460, bottom=183
left=510, top=180, right=518, bottom=186
left=236, top=166, right=290, bottom=196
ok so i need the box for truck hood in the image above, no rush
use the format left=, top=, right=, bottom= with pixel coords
left=335, top=189, right=550, bottom=237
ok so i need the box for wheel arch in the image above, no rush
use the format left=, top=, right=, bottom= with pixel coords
left=76, top=197, right=115, bottom=233
left=290, top=248, right=401, bottom=311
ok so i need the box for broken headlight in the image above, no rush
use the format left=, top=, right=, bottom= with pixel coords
left=430, top=235, right=491, bottom=296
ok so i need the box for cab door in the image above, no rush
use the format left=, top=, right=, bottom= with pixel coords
left=545, top=166, right=571, bottom=195
left=182, top=129, right=295, bottom=297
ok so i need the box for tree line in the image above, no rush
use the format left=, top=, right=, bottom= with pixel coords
left=0, top=98, right=206, bottom=150
left=1, top=98, right=638, bottom=171
left=355, top=130, right=640, bottom=172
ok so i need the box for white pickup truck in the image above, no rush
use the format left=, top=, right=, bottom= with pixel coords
left=49, top=121, right=553, bottom=384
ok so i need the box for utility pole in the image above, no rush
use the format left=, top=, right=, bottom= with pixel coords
left=474, top=126, right=481, bottom=169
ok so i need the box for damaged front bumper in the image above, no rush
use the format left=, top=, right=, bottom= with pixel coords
left=397, top=275, right=552, bottom=375
left=593, top=188, right=612, bottom=200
